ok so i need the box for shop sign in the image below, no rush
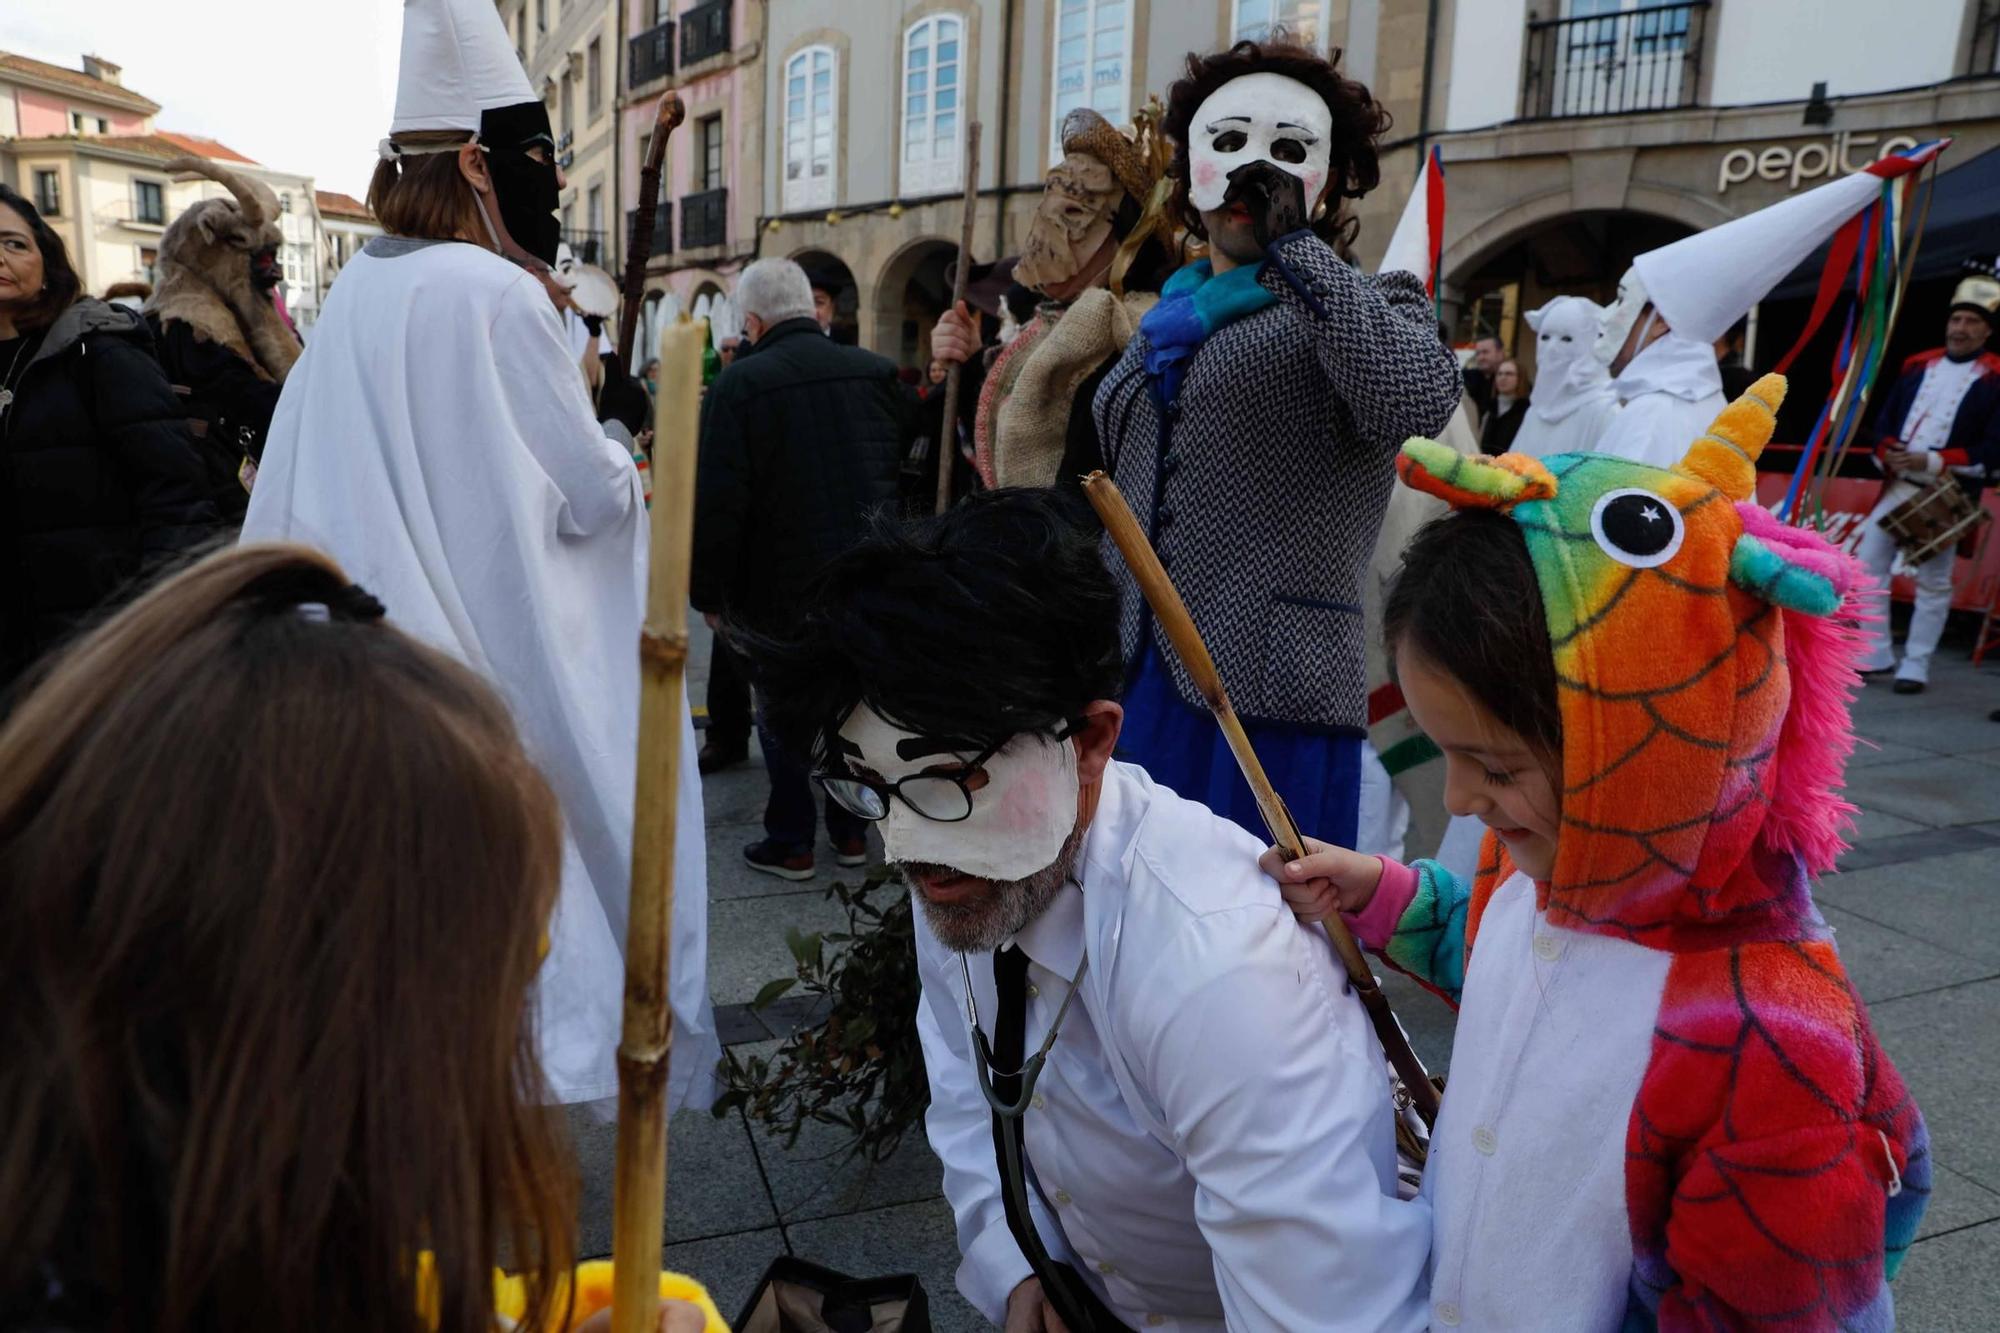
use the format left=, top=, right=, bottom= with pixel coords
left=1718, top=132, right=1922, bottom=193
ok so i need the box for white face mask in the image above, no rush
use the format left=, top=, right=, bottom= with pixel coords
left=1186, top=72, right=1334, bottom=214
left=1594, top=268, right=1650, bottom=367
left=834, top=704, right=1080, bottom=883
left=1530, top=296, right=1601, bottom=382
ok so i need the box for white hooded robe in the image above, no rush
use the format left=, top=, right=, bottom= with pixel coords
left=242, top=237, right=718, bottom=1111
left=1597, top=331, right=1727, bottom=469
left=1512, top=296, right=1619, bottom=460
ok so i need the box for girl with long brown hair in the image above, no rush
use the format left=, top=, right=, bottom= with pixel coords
left=0, top=544, right=706, bottom=1333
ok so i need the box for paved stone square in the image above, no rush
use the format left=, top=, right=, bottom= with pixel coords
left=575, top=621, right=2000, bottom=1330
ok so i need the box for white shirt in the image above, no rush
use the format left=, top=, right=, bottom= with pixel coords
left=915, top=761, right=1430, bottom=1331
left=1901, top=354, right=1982, bottom=461
left=1599, top=333, right=1728, bottom=469
left=243, top=238, right=717, bottom=1110
left=1420, top=871, right=1668, bottom=1330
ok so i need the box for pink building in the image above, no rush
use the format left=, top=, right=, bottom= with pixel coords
left=618, top=0, right=767, bottom=363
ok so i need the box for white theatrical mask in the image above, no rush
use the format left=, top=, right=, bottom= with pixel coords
left=1593, top=267, right=1651, bottom=367
left=1186, top=72, right=1334, bottom=213
left=1530, top=295, right=1605, bottom=389
left=835, top=704, right=1079, bottom=883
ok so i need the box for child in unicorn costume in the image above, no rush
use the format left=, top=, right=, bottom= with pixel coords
left=1269, top=377, right=1928, bottom=1328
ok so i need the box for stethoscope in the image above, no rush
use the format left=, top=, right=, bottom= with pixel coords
left=958, top=931, right=1090, bottom=1120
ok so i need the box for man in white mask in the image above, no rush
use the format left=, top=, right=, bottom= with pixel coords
left=747, top=490, right=1430, bottom=1333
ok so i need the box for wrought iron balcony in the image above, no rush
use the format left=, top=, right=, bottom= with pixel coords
left=1522, top=1, right=1710, bottom=120
left=627, top=204, right=674, bottom=257
left=629, top=21, right=675, bottom=88
left=563, top=228, right=609, bottom=267
left=680, top=187, right=726, bottom=250
left=680, top=0, right=731, bottom=66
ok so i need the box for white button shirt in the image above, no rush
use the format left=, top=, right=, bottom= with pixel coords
left=914, top=761, right=1431, bottom=1331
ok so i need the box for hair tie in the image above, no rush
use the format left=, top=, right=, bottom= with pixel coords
left=377, top=137, right=402, bottom=163
left=329, top=583, right=387, bottom=623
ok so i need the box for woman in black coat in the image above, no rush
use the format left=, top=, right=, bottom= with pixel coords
left=0, top=185, right=217, bottom=692
left=1479, top=357, right=1530, bottom=455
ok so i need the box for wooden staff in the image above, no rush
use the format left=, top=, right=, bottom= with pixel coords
left=1082, top=471, right=1442, bottom=1127
left=609, top=316, right=705, bottom=1333
left=934, top=120, right=983, bottom=515
left=619, top=91, right=686, bottom=368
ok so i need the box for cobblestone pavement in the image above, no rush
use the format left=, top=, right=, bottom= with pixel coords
left=573, top=618, right=2000, bottom=1330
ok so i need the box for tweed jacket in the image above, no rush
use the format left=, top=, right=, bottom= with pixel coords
left=1093, top=230, right=1462, bottom=732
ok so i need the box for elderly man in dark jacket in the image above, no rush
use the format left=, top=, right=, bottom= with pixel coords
left=693, top=257, right=905, bottom=880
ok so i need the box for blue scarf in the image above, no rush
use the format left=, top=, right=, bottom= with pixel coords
left=1138, top=259, right=1279, bottom=408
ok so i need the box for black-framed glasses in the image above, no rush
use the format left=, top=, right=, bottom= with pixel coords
left=815, top=720, right=1084, bottom=824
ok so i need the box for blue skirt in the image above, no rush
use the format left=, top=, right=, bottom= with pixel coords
left=1117, top=645, right=1363, bottom=848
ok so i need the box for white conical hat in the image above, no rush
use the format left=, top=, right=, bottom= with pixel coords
left=391, top=0, right=535, bottom=134
left=1378, top=145, right=1444, bottom=294
left=1632, top=140, right=1947, bottom=345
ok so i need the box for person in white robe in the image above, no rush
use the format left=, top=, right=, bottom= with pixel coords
left=240, top=0, right=716, bottom=1112
left=1511, top=295, right=1617, bottom=460
left=1591, top=142, right=1947, bottom=466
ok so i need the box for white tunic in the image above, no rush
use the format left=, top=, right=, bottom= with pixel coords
left=1420, top=871, right=1669, bottom=1330
left=915, top=761, right=1431, bottom=1331
left=1598, top=333, right=1728, bottom=468
left=242, top=238, right=718, bottom=1110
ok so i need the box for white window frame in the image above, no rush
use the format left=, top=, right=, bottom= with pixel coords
left=1048, top=0, right=1131, bottom=161
left=1230, top=0, right=1327, bottom=49
left=782, top=45, right=838, bottom=213
left=900, top=15, right=965, bottom=198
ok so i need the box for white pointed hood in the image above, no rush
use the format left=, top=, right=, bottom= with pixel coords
left=391, top=0, right=536, bottom=134
left=1378, top=145, right=1444, bottom=295
left=1628, top=140, right=1948, bottom=345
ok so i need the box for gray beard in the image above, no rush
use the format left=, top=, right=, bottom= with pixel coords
left=902, top=823, right=1086, bottom=954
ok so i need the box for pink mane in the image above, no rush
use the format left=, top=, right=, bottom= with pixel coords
left=1744, top=508, right=1871, bottom=876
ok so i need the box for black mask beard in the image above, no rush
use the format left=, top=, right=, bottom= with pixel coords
left=480, top=101, right=563, bottom=267
left=486, top=147, right=562, bottom=266
left=250, top=247, right=282, bottom=291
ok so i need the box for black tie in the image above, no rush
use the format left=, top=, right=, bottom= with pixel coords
left=989, top=945, right=1131, bottom=1332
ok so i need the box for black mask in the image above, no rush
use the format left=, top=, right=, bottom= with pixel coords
left=250, top=246, right=282, bottom=291
left=481, top=102, right=562, bottom=267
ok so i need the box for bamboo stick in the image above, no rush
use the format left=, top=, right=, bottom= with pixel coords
left=619, top=92, right=684, bottom=369
left=1082, top=470, right=1442, bottom=1126
left=934, top=120, right=983, bottom=516
left=609, top=316, right=706, bottom=1333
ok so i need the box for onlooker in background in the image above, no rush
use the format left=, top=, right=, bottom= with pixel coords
left=1715, top=320, right=1757, bottom=400
left=0, top=183, right=217, bottom=696
left=1463, top=331, right=1503, bottom=424
left=1480, top=358, right=1530, bottom=455
left=1855, top=264, right=2000, bottom=694
left=804, top=267, right=840, bottom=336
left=642, top=355, right=661, bottom=402
left=693, top=257, right=904, bottom=879
left=0, top=543, right=714, bottom=1333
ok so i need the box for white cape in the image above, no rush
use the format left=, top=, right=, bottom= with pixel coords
left=1596, top=332, right=1727, bottom=469
left=243, top=238, right=718, bottom=1111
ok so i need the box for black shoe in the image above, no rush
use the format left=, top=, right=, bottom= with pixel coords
left=743, top=839, right=816, bottom=881
left=1990, top=709, right=2000, bottom=723
left=698, top=739, right=749, bottom=775
left=1892, top=679, right=1926, bottom=695
left=833, top=835, right=869, bottom=869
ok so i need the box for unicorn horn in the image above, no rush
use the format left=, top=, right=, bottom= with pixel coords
left=1678, top=373, right=1787, bottom=501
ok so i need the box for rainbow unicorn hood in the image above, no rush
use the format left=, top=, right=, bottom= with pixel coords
left=1397, top=375, right=1866, bottom=949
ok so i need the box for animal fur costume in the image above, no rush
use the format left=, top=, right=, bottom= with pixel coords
left=145, top=157, right=301, bottom=518
left=970, top=106, right=1173, bottom=492
left=1348, top=376, right=1929, bottom=1329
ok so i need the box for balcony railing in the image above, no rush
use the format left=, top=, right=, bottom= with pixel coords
left=629, top=21, right=675, bottom=87
left=627, top=203, right=674, bottom=257
left=680, top=0, right=731, bottom=66
left=680, top=187, right=726, bottom=250
left=563, top=228, right=609, bottom=267
left=1522, top=1, right=1710, bottom=120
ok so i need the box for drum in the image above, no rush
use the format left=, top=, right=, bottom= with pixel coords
left=1878, top=475, right=1992, bottom=564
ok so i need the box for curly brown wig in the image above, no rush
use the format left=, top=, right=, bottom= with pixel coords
left=1161, top=38, right=1391, bottom=250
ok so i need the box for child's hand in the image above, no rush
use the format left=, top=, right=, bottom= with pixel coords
left=1259, top=838, right=1384, bottom=924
